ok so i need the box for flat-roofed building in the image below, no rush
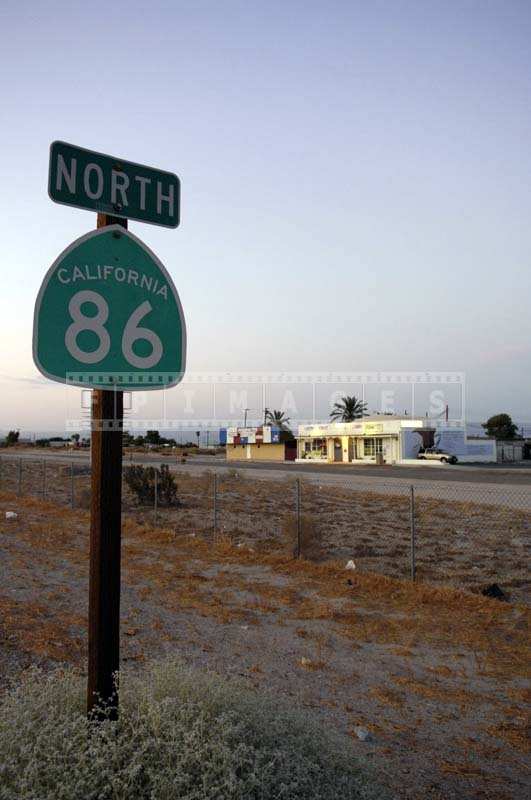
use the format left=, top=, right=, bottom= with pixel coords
left=296, top=416, right=496, bottom=464
left=220, top=425, right=297, bottom=462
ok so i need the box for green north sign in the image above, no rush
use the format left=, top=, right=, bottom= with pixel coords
left=33, top=226, right=186, bottom=390
left=48, top=141, right=180, bottom=228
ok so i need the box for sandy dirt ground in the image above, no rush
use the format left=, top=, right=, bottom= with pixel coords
left=0, top=461, right=529, bottom=604
left=0, top=489, right=529, bottom=800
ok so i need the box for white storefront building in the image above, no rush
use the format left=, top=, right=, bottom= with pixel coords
left=296, top=416, right=496, bottom=464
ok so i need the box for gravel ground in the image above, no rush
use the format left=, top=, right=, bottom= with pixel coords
left=0, top=463, right=529, bottom=603
left=0, top=490, right=529, bottom=800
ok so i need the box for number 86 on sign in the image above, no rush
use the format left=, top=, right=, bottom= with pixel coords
left=33, top=226, right=186, bottom=390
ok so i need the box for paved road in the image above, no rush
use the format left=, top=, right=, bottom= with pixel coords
left=3, top=449, right=531, bottom=508
left=196, top=458, right=531, bottom=485
left=4, top=449, right=531, bottom=486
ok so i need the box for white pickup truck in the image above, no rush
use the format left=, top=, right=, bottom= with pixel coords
left=417, top=447, right=458, bottom=464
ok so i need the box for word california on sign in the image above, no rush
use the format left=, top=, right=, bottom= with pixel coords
left=48, top=141, right=181, bottom=228
left=56, top=263, right=170, bottom=300
left=33, top=226, right=186, bottom=390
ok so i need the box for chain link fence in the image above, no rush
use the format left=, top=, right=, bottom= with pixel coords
left=1, top=456, right=529, bottom=603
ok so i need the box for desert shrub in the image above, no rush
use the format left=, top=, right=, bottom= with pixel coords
left=124, top=464, right=180, bottom=507
left=282, top=513, right=325, bottom=561
left=77, top=487, right=92, bottom=510
left=0, top=659, right=380, bottom=800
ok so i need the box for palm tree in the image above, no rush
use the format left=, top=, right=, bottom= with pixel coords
left=329, top=395, right=368, bottom=422
left=265, top=409, right=291, bottom=431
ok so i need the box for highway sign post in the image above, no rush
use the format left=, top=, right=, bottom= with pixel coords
left=49, top=141, right=180, bottom=228
left=88, top=268, right=124, bottom=718
left=35, top=144, right=185, bottom=718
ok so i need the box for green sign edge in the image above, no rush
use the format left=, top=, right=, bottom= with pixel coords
left=48, top=140, right=181, bottom=229
left=32, top=225, right=187, bottom=391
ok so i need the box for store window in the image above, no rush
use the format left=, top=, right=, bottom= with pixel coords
left=303, top=438, right=327, bottom=458
left=363, top=438, right=383, bottom=456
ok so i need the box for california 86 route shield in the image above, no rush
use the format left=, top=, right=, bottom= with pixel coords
left=33, top=226, right=186, bottom=390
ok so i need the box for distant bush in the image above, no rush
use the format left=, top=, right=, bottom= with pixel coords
left=283, top=513, right=324, bottom=561
left=77, top=487, right=92, bottom=510
left=5, top=430, right=19, bottom=447
left=0, top=659, right=379, bottom=800
left=124, top=464, right=180, bottom=507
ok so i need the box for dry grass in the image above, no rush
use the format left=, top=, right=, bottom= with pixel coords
left=2, top=460, right=529, bottom=604
left=0, top=596, right=85, bottom=663
left=2, top=488, right=530, bottom=799
left=486, top=720, right=530, bottom=753
left=281, top=513, right=325, bottom=561
left=369, top=687, right=405, bottom=710
left=1, top=489, right=528, bottom=683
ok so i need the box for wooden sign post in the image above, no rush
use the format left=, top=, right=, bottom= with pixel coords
left=86, top=214, right=126, bottom=718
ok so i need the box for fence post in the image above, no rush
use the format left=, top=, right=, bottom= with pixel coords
left=213, top=471, right=218, bottom=540
left=154, top=467, right=158, bottom=525
left=71, top=461, right=75, bottom=508
left=18, top=459, right=22, bottom=496
left=295, top=477, right=301, bottom=558
left=42, top=460, right=46, bottom=499
left=410, top=485, right=416, bottom=582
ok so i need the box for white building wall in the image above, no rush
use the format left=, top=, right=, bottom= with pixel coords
left=297, top=419, right=496, bottom=465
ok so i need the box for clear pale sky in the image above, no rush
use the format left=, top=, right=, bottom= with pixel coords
left=1, top=0, right=530, bottom=433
